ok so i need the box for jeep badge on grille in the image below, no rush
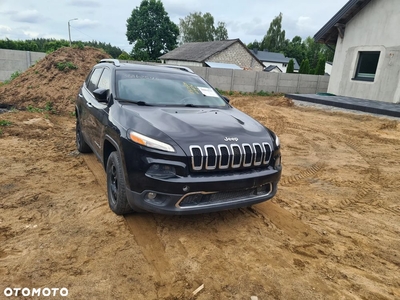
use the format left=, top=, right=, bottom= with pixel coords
left=224, top=137, right=239, bottom=142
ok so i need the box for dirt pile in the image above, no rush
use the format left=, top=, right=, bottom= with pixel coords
left=0, top=47, right=110, bottom=113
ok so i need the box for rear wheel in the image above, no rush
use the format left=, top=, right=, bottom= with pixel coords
left=106, top=151, right=132, bottom=215
left=76, top=119, right=92, bottom=153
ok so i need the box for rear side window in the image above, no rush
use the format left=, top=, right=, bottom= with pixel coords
left=87, top=68, right=103, bottom=92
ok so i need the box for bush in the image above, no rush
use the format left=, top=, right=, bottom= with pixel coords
left=56, top=61, right=78, bottom=71
left=3, top=71, right=22, bottom=84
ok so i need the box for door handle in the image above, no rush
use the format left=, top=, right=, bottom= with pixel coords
left=87, top=102, right=93, bottom=108
left=78, top=94, right=83, bottom=98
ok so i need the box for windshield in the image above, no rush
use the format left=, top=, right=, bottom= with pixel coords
left=115, top=70, right=228, bottom=107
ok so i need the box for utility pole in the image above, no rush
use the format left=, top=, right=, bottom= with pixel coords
left=68, top=18, right=78, bottom=47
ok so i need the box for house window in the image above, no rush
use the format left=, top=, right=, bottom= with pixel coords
left=354, top=51, right=380, bottom=81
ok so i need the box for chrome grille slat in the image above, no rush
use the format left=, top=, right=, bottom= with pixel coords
left=189, top=146, right=203, bottom=171
left=218, top=144, right=230, bottom=169
left=242, top=143, right=253, bottom=167
left=262, top=142, right=272, bottom=164
left=253, top=143, right=263, bottom=166
left=231, top=144, right=242, bottom=168
left=190, top=142, right=272, bottom=171
left=204, top=145, right=217, bottom=170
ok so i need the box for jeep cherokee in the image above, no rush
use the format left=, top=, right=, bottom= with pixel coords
left=75, top=59, right=282, bottom=215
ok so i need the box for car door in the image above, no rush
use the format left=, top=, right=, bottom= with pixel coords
left=80, top=67, right=106, bottom=157
left=88, top=67, right=112, bottom=160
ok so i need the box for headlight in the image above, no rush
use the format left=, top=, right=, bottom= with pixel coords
left=275, top=135, right=280, bottom=147
left=128, top=130, right=175, bottom=152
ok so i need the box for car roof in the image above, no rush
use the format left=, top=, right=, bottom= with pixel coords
left=95, top=59, right=196, bottom=75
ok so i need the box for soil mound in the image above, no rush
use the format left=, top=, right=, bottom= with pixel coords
left=0, top=47, right=110, bottom=113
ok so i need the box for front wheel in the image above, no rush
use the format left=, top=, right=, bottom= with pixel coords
left=106, top=152, right=132, bottom=215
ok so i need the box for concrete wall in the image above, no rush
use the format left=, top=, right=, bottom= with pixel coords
left=1, top=51, right=328, bottom=94
left=0, top=49, right=46, bottom=82
left=189, top=66, right=329, bottom=94
left=329, top=0, right=400, bottom=103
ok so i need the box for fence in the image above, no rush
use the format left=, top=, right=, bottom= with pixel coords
left=119, top=60, right=329, bottom=94
left=0, top=49, right=46, bottom=82
left=0, top=50, right=329, bottom=94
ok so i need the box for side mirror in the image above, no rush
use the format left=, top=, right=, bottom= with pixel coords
left=93, top=88, right=109, bottom=103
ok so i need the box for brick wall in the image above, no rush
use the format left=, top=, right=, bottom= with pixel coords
left=208, top=42, right=264, bottom=71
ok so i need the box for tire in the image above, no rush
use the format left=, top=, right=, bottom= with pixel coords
left=106, top=151, right=132, bottom=215
left=76, top=119, right=92, bottom=153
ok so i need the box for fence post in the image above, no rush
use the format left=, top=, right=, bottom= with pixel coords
left=26, top=51, right=31, bottom=69
left=275, top=73, right=281, bottom=93
left=317, top=75, right=321, bottom=93
left=297, top=74, right=301, bottom=94
left=254, top=71, right=259, bottom=93
left=230, top=69, right=235, bottom=91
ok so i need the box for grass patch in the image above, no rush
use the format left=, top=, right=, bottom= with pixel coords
left=0, top=120, right=12, bottom=126
left=26, top=102, right=56, bottom=114
left=3, top=71, right=22, bottom=84
left=56, top=61, right=78, bottom=72
left=27, top=105, right=44, bottom=113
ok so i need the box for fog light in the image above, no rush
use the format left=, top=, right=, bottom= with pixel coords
left=147, top=192, right=157, bottom=200
left=146, top=164, right=176, bottom=179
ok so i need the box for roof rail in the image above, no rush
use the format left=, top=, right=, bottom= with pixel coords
left=99, top=59, right=121, bottom=67
left=160, top=64, right=194, bottom=73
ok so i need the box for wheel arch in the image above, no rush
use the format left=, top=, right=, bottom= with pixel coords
left=103, top=136, right=118, bottom=171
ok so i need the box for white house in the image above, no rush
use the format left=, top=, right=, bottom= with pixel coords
left=249, top=50, right=300, bottom=73
left=314, top=0, right=400, bottom=103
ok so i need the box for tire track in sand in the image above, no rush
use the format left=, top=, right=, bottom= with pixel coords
left=82, top=154, right=170, bottom=279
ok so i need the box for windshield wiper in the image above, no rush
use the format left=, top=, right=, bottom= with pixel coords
left=116, top=99, right=152, bottom=106
left=183, top=104, right=210, bottom=108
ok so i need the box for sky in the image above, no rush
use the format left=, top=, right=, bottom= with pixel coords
left=0, top=0, right=349, bottom=52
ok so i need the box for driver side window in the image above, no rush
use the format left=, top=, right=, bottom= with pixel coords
left=98, top=68, right=111, bottom=90
left=87, top=68, right=103, bottom=93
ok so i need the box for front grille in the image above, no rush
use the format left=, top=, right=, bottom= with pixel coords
left=189, top=142, right=271, bottom=171
left=178, top=183, right=273, bottom=208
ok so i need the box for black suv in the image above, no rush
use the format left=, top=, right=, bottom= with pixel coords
left=75, top=59, right=282, bottom=215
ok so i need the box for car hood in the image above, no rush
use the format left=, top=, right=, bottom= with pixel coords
left=119, top=105, right=273, bottom=148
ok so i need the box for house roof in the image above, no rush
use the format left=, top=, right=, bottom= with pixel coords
left=159, top=39, right=264, bottom=67
left=250, top=50, right=300, bottom=70
left=314, top=0, right=372, bottom=44
left=205, top=61, right=242, bottom=70
left=264, top=65, right=282, bottom=72
left=160, top=39, right=238, bottom=62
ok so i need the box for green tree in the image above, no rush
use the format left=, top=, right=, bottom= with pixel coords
left=315, top=57, right=326, bottom=75
left=283, top=36, right=305, bottom=66
left=126, top=0, right=179, bottom=60
left=179, top=12, right=228, bottom=43
left=303, top=37, right=322, bottom=71
left=260, top=12, right=286, bottom=52
left=247, top=40, right=261, bottom=50
left=118, top=51, right=131, bottom=60
left=286, top=59, right=294, bottom=73
left=299, top=59, right=310, bottom=74
left=214, top=21, right=228, bottom=41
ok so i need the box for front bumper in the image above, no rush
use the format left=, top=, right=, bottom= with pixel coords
left=125, top=167, right=281, bottom=215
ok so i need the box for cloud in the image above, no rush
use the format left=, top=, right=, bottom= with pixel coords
left=22, top=30, right=40, bottom=38
left=73, top=19, right=100, bottom=29
left=10, top=10, right=41, bottom=23
left=68, top=0, right=100, bottom=7
left=0, top=25, right=12, bottom=33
